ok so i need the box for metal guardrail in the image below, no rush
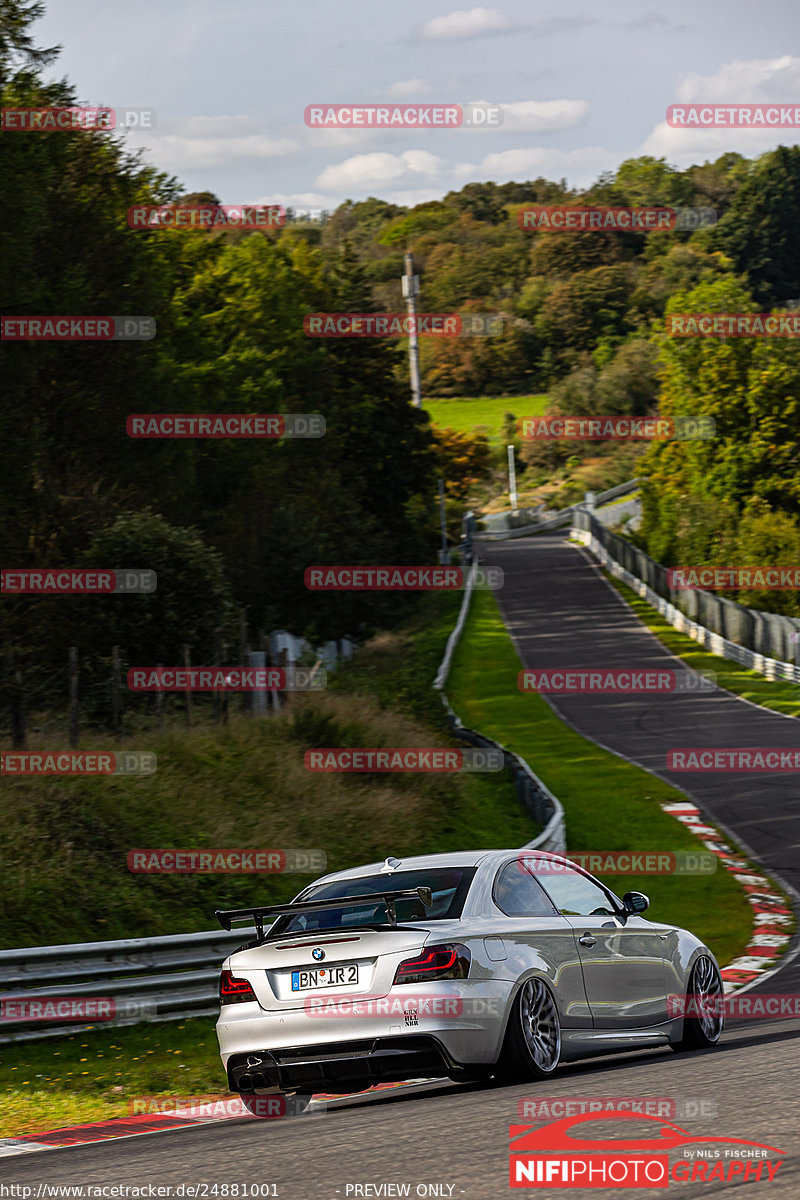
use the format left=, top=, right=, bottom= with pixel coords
left=440, top=711, right=567, bottom=855
left=573, top=512, right=800, bottom=683
left=433, top=558, right=566, bottom=854
left=586, top=478, right=646, bottom=505
left=0, top=928, right=257, bottom=1044
left=0, top=554, right=566, bottom=1045
left=476, top=478, right=644, bottom=541
left=590, top=495, right=642, bottom=528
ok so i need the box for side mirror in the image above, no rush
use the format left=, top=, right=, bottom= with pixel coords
left=622, top=891, right=650, bottom=915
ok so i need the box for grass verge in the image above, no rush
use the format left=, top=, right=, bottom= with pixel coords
left=0, top=1019, right=221, bottom=1137
left=1, top=584, right=770, bottom=1138
left=606, top=575, right=800, bottom=719
left=1, top=592, right=528, bottom=950
left=446, top=587, right=754, bottom=966
left=0, top=591, right=533, bottom=1136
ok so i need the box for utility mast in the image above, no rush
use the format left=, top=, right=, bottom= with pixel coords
left=402, top=252, right=422, bottom=407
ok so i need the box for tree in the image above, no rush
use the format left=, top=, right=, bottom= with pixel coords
left=1, top=2, right=184, bottom=565
left=431, top=427, right=491, bottom=502
left=0, top=0, right=59, bottom=83
left=712, top=146, right=800, bottom=306
left=637, top=272, right=800, bottom=584
left=604, top=156, right=695, bottom=208
left=535, top=265, right=634, bottom=361
left=78, top=511, right=239, bottom=666
left=687, top=152, right=748, bottom=213
left=547, top=338, right=660, bottom=420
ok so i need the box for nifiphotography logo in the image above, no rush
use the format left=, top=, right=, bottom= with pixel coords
left=508, top=1111, right=785, bottom=1187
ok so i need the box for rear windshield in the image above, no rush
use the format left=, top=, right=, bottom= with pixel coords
left=269, top=867, right=475, bottom=937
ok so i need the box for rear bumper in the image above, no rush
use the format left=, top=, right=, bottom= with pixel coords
left=217, top=980, right=512, bottom=1088
left=225, top=1034, right=469, bottom=1093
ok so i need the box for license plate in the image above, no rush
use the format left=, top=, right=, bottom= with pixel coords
left=291, top=964, right=359, bottom=991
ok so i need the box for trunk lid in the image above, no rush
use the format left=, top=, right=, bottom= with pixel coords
left=228, top=927, right=431, bottom=1010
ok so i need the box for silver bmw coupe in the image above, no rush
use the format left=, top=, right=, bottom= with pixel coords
left=215, top=849, right=724, bottom=1112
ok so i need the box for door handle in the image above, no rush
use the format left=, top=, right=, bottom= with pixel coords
left=578, top=934, right=596, bottom=946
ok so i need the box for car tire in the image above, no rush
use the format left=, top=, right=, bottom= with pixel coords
left=674, top=954, right=724, bottom=1050
left=240, top=1092, right=314, bottom=1117
left=495, top=976, right=562, bottom=1082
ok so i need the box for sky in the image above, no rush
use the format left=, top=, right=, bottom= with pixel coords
left=32, top=0, right=800, bottom=211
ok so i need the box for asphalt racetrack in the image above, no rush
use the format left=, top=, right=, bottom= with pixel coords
left=3, top=531, right=799, bottom=1197
left=2, top=1025, right=799, bottom=1199
left=482, top=534, right=800, bottom=935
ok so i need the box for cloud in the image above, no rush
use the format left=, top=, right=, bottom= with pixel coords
left=372, top=186, right=472, bottom=207
left=313, top=143, right=618, bottom=199
left=316, top=150, right=446, bottom=191
left=493, top=99, right=589, bottom=133
left=304, top=125, right=386, bottom=150
left=303, top=98, right=587, bottom=151
left=252, top=190, right=336, bottom=212
left=641, top=121, right=795, bottom=164
left=641, top=56, right=800, bottom=165
left=674, top=55, right=800, bottom=101
left=476, top=144, right=615, bottom=180
left=416, top=7, right=513, bottom=42
left=384, top=79, right=434, bottom=99
left=141, top=134, right=297, bottom=170
left=136, top=115, right=297, bottom=169
left=620, top=10, right=692, bottom=32
left=412, top=9, right=690, bottom=45
left=152, top=115, right=267, bottom=137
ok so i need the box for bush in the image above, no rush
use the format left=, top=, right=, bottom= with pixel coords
left=78, top=510, right=240, bottom=666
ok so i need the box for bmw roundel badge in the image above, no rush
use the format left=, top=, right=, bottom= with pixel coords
left=312, top=947, right=325, bottom=961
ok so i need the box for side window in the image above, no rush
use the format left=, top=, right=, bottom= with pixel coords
left=537, top=866, right=617, bottom=917
left=493, top=860, right=558, bottom=917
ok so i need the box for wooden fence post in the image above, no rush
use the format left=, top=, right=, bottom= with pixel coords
left=69, top=646, right=79, bottom=749
left=182, top=644, right=192, bottom=726
left=111, top=645, right=122, bottom=740
left=221, top=639, right=229, bottom=725
left=4, top=648, right=26, bottom=749
left=243, top=643, right=253, bottom=715
left=239, top=613, right=250, bottom=716
left=214, top=629, right=223, bottom=724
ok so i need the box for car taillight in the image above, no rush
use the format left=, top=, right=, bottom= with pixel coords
left=219, top=969, right=257, bottom=1004
left=393, top=944, right=471, bottom=985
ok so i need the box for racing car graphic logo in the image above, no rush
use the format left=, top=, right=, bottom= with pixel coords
left=509, top=1111, right=785, bottom=1187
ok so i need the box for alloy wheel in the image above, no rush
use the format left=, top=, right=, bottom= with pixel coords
left=519, top=977, right=561, bottom=1071
left=694, top=954, right=724, bottom=1043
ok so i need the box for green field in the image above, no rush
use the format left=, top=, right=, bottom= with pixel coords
left=422, top=394, right=549, bottom=443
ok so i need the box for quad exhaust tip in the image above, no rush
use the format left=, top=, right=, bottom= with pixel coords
left=238, top=1071, right=268, bottom=1091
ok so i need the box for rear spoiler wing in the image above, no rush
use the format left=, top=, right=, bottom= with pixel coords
left=216, top=887, right=433, bottom=942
